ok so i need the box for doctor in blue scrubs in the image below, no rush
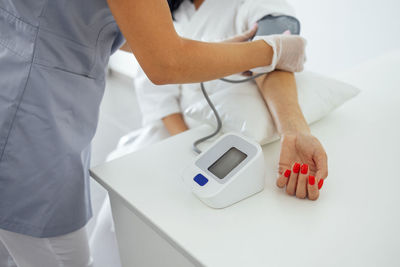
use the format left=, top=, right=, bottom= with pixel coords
left=0, top=0, right=306, bottom=266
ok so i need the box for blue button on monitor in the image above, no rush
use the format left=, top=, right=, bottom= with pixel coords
left=194, top=174, right=208, bottom=186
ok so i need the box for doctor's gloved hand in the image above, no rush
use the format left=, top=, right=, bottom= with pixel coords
left=253, top=34, right=307, bottom=73
left=276, top=132, right=328, bottom=200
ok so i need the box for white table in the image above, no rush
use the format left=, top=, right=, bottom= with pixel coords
left=91, top=51, right=400, bottom=267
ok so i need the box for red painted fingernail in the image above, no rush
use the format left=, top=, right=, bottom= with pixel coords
left=301, top=164, right=308, bottom=174
left=318, top=179, right=324, bottom=189
left=308, top=175, right=315, bottom=185
left=293, top=163, right=300, bottom=173
left=284, top=169, right=291, bottom=178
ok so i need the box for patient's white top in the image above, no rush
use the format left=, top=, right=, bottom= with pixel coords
left=134, top=0, right=295, bottom=126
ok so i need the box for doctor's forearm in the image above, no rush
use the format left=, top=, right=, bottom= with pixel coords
left=119, top=38, right=272, bottom=85
left=255, top=71, right=309, bottom=135
left=166, top=38, right=273, bottom=84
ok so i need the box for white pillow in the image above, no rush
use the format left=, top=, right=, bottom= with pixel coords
left=183, top=71, right=360, bottom=145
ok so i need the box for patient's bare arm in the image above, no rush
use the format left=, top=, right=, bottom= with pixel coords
left=162, top=113, right=189, bottom=136
left=255, top=71, right=328, bottom=200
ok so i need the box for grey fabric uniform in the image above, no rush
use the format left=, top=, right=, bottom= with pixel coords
left=0, top=0, right=124, bottom=238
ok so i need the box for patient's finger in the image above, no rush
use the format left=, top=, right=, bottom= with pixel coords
left=318, top=178, right=324, bottom=190
left=314, top=149, right=327, bottom=192
left=286, top=162, right=300, bottom=195
left=224, top=24, right=258, bottom=42
left=314, top=146, right=328, bottom=181
left=296, top=164, right=308, bottom=199
left=276, top=169, right=291, bottom=188
left=237, top=24, right=258, bottom=41
left=241, top=70, right=253, bottom=77
left=307, top=175, right=319, bottom=200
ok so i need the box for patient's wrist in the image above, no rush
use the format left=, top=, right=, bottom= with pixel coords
left=278, top=120, right=310, bottom=137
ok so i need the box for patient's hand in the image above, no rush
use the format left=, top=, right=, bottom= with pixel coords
left=162, top=113, right=189, bottom=136
left=276, top=132, right=328, bottom=200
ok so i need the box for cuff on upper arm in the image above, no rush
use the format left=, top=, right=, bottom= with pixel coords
left=237, top=0, right=296, bottom=30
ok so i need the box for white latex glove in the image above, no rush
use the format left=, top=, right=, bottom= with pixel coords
left=252, top=34, right=307, bottom=73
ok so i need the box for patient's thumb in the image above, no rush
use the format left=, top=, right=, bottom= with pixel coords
left=223, top=23, right=258, bottom=43
left=239, top=24, right=258, bottom=41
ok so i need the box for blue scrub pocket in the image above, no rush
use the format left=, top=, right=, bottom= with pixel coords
left=36, top=0, right=119, bottom=79
left=33, top=29, right=96, bottom=78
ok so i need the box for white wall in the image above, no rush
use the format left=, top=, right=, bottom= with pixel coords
left=290, top=0, right=400, bottom=74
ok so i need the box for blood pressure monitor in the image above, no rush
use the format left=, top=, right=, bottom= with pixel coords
left=183, top=15, right=299, bottom=208
left=186, top=133, right=265, bottom=208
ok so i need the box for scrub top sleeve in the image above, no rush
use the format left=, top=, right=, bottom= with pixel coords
left=111, top=30, right=126, bottom=54
left=135, top=70, right=182, bottom=126
left=237, top=0, right=296, bottom=31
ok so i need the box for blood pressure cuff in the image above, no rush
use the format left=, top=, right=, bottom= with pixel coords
left=255, top=15, right=300, bottom=37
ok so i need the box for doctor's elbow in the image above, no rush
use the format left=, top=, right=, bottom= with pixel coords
left=145, top=59, right=182, bottom=85
left=142, top=63, right=176, bottom=85
left=146, top=69, right=176, bottom=86
left=146, top=74, right=166, bottom=86
left=145, top=40, right=189, bottom=85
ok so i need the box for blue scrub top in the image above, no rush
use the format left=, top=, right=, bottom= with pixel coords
left=0, top=0, right=125, bottom=238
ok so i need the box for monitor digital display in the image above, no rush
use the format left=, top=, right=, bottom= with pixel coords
left=208, top=147, right=247, bottom=179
